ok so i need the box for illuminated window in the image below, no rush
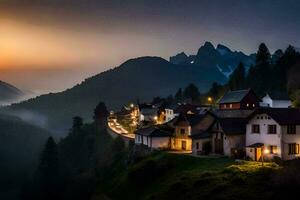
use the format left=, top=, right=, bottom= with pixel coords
left=229, top=104, right=233, bottom=108
left=224, top=104, right=227, bottom=108
left=269, top=145, right=277, bottom=154
left=289, top=143, right=299, bottom=155
left=253, top=104, right=255, bottom=107
left=247, top=103, right=249, bottom=107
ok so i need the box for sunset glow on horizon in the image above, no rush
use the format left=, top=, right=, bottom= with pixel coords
left=0, top=0, right=300, bottom=93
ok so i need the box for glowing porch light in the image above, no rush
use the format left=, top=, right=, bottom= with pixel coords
left=264, top=148, right=270, bottom=154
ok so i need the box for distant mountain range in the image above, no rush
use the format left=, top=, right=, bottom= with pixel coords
left=0, top=80, right=24, bottom=105
left=170, top=42, right=256, bottom=78
left=1, top=42, right=289, bottom=134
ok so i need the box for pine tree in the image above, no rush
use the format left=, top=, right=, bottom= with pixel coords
left=228, top=62, right=246, bottom=90
left=183, top=83, right=201, bottom=101
left=38, top=137, right=60, bottom=199
left=247, top=43, right=272, bottom=96
left=93, top=102, right=109, bottom=124
left=70, top=116, right=83, bottom=135
left=174, top=88, right=184, bottom=103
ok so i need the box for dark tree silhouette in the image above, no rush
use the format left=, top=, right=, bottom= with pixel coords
left=175, top=88, right=184, bottom=103
left=38, top=137, right=60, bottom=200
left=70, top=116, right=83, bottom=135
left=228, top=62, right=246, bottom=90
left=93, top=102, right=109, bottom=120
left=184, top=83, right=201, bottom=101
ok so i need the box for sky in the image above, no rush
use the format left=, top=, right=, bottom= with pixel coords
left=1, top=0, right=300, bottom=94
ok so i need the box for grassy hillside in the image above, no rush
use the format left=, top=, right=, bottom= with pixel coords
left=95, top=152, right=284, bottom=200
left=5, top=57, right=226, bottom=133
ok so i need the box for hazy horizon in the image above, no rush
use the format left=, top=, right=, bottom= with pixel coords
left=1, top=0, right=300, bottom=94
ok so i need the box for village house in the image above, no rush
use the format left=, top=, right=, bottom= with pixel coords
left=139, top=103, right=159, bottom=122
left=134, top=125, right=173, bottom=149
left=209, top=109, right=254, bottom=158
left=261, top=92, right=292, bottom=108
left=135, top=112, right=214, bottom=151
left=219, top=89, right=260, bottom=110
left=246, top=108, right=300, bottom=161
left=159, top=103, right=211, bottom=124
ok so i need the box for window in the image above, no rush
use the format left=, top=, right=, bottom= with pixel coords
left=247, top=103, right=249, bottom=107
left=180, top=128, right=185, bottom=134
left=229, top=104, right=233, bottom=108
left=252, top=124, right=260, bottom=133
left=224, top=104, right=227, bottom=108
left=196, top=142, right=199, bottom=149
left=268, top=125, right=277, bottom=134
left=289, top=143, right=299, bottom=155
left=253, top=104, right=255, bottom=107
left=269, top=145, right=277, bottom=154
left=287, top=125, right=296, bottom=134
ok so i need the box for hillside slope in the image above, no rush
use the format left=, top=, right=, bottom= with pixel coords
left=0, top=114, right=50, bottom=200
left=5, top=56, right=226, bottom=132
left=0, top=80, right=23, bottom=105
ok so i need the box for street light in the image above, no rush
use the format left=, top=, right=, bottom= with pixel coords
left=207, top=97, right=213, bottom=104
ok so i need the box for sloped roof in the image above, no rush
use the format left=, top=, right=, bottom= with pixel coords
left=249, top=108, right=300, bottom=125
left=266, top=92, right=291, bottom=101
left=219, top=89, right=251, bottom=104
left=213, top=109, right=254, bottom=119
left=191, top=131, right=210, bottom=139
left=135, top=125, right=174, bottom=137
left=218, top=118, right=247, bottom=135
left=173, top=113, right=190, bottom=126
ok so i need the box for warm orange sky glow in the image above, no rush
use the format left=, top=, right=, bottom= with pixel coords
left=0, top=1, right=299, bottom=94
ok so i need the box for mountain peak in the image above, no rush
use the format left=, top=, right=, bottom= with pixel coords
left=203, top=41, right=215, bottom=49
left=216, top=44, right=232, bottom=55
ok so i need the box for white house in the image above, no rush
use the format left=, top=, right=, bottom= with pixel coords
left=261, top=92, right=292, bottom=108
left=246, top=108, right=300, bottom=161
left=135, top=126, right=172, bottom=149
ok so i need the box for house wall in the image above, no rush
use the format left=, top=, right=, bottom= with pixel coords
left=262, top=94, right=292, bottom=108
left=223, top=134, right=245, bottom=157
left=165, top=109, right=176, bottom=122
left=240, top=91, right=260, bottom=109
left=262, top=95, right=272, bottom=107
left=191, top=114, right=215, bottom=134
left=175, top=125, right=191, bottom=136
left=281, top=125, right=300, bottom=160
left=219, top=103, right=240, bottom=110
left=272, top=100, right=292, bottom=108
left=151, top=137, right=170, bottom=149
left=192, top=138, right=211, bottom=155
left=171, top=138, right=192, bottom=151
left=246, top=114, right=282, bottom=160
left=135, top=134, right=143, bottom=144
